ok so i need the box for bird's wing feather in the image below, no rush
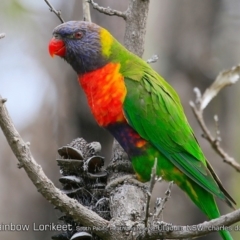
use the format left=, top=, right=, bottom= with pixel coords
left=123, top=69, right=233, bottom=205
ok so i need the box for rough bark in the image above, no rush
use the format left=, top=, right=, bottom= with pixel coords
left=106, top=1, right=151, bottom=237
left=124, top=0, right=149, bottom=57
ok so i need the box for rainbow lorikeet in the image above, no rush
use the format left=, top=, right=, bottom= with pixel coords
left=48, top=21, right=235, bottom=240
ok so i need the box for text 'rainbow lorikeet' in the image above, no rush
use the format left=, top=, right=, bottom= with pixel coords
left=48, top=21, right=236, bottom=240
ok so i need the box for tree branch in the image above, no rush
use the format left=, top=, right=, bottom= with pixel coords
left=124, top=0, right=150, bottom=57
left=144, top=208, right=240, bottom=239
left=190, top=101, right=240, bottom=172
left=144, top=158, right=158, bottom=226
left=88, top=0, right=127, bottom=20
left=103, top=1, right=152, bottom=238
left=189, top=65, right=240, bottom=171
left=0, top=96, right=110, bottom=239
left=82, top=0, right=91, bottom=22
left=44, top=0, right=64, bottom=23
left=153, top=181, right=173, bottom=219
left=147, top=54, right=158, bottom=64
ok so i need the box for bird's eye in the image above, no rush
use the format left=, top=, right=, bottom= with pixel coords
left=74, top=31, right=83, bottom=39
left=53, top=33, right=61, bottom=39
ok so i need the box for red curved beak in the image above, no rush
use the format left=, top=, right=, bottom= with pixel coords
left=48, top=38, right=66, bottom=57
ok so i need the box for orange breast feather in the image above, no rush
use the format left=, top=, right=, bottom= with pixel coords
left=79, top=63, right=127, bottom=127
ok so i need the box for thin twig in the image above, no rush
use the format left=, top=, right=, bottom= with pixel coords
left=190, top=100, right=240, bottom=171
left=147, top=54, right=158, bottom=64
left=145, top=208, right=240, bottom=239
left=200, top=65, right=240, bottom=110
left=88, top=0, right=127, bottom=20
left=82, top=0, right=91, bottom=22
left=44, top=0, right=64, bottom=23
left=213, top=115, right=221, bottom=142
left=144, top=158, right=158, bottom=226
left=154, top=181, right=173, bottom=219
left=0, top=96, right=109, bottom=239
left=190, top=65, right=240, bottom=171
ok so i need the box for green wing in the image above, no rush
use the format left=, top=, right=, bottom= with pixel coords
left=122, top=64, right=234, bottom=206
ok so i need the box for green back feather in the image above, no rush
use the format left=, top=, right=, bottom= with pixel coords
left=117, top=51, right=234, bottom=207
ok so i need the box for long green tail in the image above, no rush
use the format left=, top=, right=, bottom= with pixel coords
left=180, top=179, right=233, bottom=240
left=131, top=147, right=233, bottom=239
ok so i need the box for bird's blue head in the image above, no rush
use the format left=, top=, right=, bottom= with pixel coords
left=49, top=21, right=112, bottom=74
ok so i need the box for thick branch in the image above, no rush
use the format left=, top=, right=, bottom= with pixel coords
left=82, top=0, right=91, bottom=22
left=102, top=0, right=153, bottom=237
left=88, top=0, right=127, bottom=20
left=124, top=0, right=150, bottom=57
left=0, top=96, right=110, bottom=239
left=44, top=0, right=64, bottom=23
